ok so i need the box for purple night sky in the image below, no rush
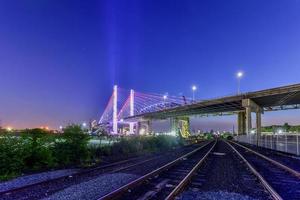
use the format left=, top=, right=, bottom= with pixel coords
left=0, top=0, right=300, bottom=130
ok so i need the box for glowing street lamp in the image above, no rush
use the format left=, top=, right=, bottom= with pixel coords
left=236, top=71, right=243, bottom=94
left=82, top=122, right=87, bottom=127
left=163, top=94, right=168, bottom=108
left=192, top=85, right=197, bottom=102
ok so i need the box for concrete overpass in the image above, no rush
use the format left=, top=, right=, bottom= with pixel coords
left=126, top=83, right=300, bottom=138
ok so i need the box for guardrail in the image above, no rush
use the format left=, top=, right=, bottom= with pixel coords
left=235, top=134, right=300, bottom=156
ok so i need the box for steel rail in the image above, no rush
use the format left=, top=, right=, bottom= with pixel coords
left=165, top=140, right=217, bottom=200
left=226, top=141, right=282, bottom=200
left=97, top=141, right=214, bottom=200
left=230, top=141, right=300, bottom=178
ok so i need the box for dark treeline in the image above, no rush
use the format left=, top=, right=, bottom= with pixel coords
left=261, top=123, right=300, bottom=133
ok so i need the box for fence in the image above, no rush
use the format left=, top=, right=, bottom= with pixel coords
left=235, top=134, right=300, bottom=156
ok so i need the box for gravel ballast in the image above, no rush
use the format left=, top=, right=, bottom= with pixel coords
left=182, top=140, right=271, bottom=200
left=0, top=169, right=79, bottom=193
left=42, top=173, right=138, bottom=200
left=1, top=144, right=203, bottom=200
left=178, top=191, right=258, bottom=200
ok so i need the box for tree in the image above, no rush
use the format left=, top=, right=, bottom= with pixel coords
left=283, top=123, right=291, bottom=132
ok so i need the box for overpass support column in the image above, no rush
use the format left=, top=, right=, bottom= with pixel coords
left=245, top=107, right=252, bottom=135
left=170, top=118, right=179, bottom=136
left=170, top=117, right=190, bottom=138
left=242, top=99, right=263, bottom=145
left=237, top=112, right=246, bottom=135
left=256, top=110, right=262, bottom=146
left=137, top=119, right=152, bottom=135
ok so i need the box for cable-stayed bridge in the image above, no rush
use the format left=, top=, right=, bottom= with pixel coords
left=97, top=84, right=300, bottom=139
left=98, top=85, right=192, bottom=137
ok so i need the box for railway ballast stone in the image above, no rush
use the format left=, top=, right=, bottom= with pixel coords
left=42, top=173, right=138, bottom=200
left=178, top=191, right=258, bottom=200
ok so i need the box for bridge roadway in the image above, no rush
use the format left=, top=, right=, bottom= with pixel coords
left=125, top=83, right=300, bottom=137
left=126, top=83, right=300, bottom=120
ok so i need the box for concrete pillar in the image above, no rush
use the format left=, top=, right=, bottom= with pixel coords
left=170, top=117, right=190, bottom=138
left=137, top=120, right=152, bottom=135
left=147, top=120, right=152, bottom=134
left=170, top=118, right=179, bottom=136
left=256, top=111, right=262, bottom=146
left=245, top=107, right=252, bottom=135
left=237, top=112, right=246, bottom=135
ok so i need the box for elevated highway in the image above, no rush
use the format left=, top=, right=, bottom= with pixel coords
left=126, top=83, right=300, bottom=138
left=127, top=83, right=300, bottom=120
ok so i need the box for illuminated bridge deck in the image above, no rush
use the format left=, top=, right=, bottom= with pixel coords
left=127, top=83, right=300, bottom=119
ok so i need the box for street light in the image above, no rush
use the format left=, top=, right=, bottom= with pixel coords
left=236, top=71, right=243, bottom=94
left=82, top=122, right=87, bottom=127
left=192, top=85, right=197, bottom=102
left=163, top=95, right=168, bottom=108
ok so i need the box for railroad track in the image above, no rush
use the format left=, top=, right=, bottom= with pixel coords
left=0, top=143, right=204, bottom=200
left=228, top=141, right=300, bottom=200
left=100, top=139, right=300, bottom=200
left=98, top=140, right=216, bottom=200
left=0, top=155, right=156, bottom=196
left=167, top=140, right=272, bottom=200
left=236, top=142, right=300, bottom=172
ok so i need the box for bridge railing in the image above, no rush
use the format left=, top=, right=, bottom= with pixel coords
left=235, top=134, right=300, bottom=156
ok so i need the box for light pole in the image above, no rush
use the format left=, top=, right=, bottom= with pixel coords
left=192, top=85, right=197, bottom=102
left=163, top=95, right=167, bottom=107
left=236, top=71, right=243, bottom=94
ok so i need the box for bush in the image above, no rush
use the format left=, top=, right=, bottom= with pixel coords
left=0, top=136, right=26, bottom=180
left=21, top=129, right=56, bottom=171
left=53, top=125, right=90, bottom=166
left=0, top=127, right=183, bottom=181
left=108, top=135, right=182, bottom=157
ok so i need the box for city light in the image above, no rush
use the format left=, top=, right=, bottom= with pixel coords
left=59, top=126, right=63, bottom=130
left=40, top=126, right=49, bottom=130
left=139, top=128, right=146, bottom=135
left=82, top=122, right=87, bottom=127
left=163, top=95, right=167, bottom=100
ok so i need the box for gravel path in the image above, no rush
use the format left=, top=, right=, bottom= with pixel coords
left=0, top=169, right=79, bottom=193
left=42, top=173, right=138, bottom=200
